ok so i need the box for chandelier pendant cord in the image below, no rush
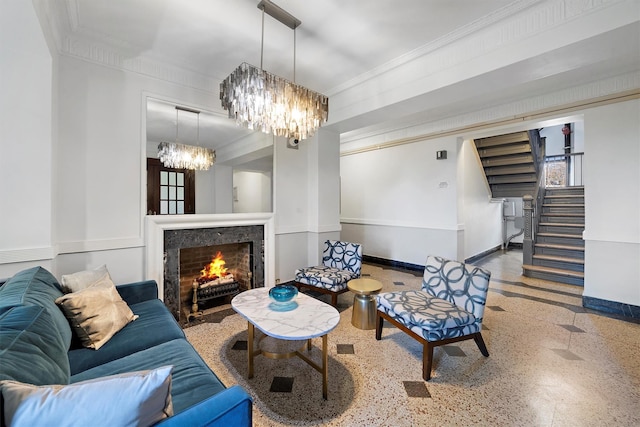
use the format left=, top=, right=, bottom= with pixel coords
left=259, top=5, right=296, bottom=82
left=220, top=0, right=328, bottom=141
left=260, top=7, right=265, bottom=69
left=175, top=108, right=179, bottom=141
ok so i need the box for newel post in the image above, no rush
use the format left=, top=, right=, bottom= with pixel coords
left=522, top=195, right=534, bottom=265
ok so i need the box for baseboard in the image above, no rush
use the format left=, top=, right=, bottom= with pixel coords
left=583, top=296, right=640, bottom=321
left=364, top=247, right=505, bottom=272
left=465, top=245, right=503, bottom=264
left=362, top=255, right=424, bottom=274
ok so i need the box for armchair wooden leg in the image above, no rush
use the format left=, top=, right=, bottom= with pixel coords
left=473, top=332, right=490, bottom=357
left=375, top=311, right=383, bottom=340
left=422, top=342, right=434, bottom=381
left=331, top=293, right=338, bottom=307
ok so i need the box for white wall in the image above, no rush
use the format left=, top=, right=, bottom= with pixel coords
left=340, top=136, right=462, bottom=265
left=274, top=136, right=310, bottom=282
left=0, top=0, right=54, bottom=277
left=583, top=99, right=640, bottom=306
left=233, top=170, right=271, bottom=213
left=459, top=139, right=503, bottom=259
left=273, top=129, right=341, bottom=283
left=541, top=124, right=566, bottom=156
left=52, top=55, right=226, bottom=281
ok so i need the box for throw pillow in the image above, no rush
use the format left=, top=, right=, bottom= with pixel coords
left=55, top=281, right=138, bottom=350
left=0, top=366, right=174, bottom=427
left=61, top=264, right=113, bottom=293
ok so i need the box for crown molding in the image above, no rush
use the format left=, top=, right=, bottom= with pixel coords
left=62, top=34, right=218, bottom=93
left=340, top=72, right=640, bottom=154
left=329, top=0, right=632, bottom=121
left=327, top=0, right=542, bottom=96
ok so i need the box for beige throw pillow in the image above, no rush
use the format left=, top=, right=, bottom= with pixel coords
left=0, top=366, right=173, bottom=427
left=56, top=280, right=138, bottom=350
left=61, top=264, right=114, bottom=293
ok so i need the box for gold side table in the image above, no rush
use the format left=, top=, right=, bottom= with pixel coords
left=347, top=278, right=383, bottom=330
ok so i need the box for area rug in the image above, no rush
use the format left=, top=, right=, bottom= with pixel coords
left=181, top=307, right=236, bottom=328
left=183, top=267, right=442, bottom=426
left=185, top=307, right=426, bottom=426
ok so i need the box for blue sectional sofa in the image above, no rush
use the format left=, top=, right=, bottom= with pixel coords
left=0, top=266, right=252, bottom=426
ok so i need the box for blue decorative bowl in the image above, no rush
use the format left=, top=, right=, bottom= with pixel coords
left=269, top=284, right=298, bottom=303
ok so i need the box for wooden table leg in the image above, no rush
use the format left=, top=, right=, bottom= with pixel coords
left=248, top=322, right=254, bottom=379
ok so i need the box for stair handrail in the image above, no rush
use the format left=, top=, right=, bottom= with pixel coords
left=523, top=130, right=546, bottom=265
left=527, top=130, right=545, bottom=175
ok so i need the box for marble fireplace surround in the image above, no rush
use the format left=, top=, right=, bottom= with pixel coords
left=145, top=213, right=275, bottom=318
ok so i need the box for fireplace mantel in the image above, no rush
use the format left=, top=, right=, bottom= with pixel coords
left=145, top=213, right=275, bottom=302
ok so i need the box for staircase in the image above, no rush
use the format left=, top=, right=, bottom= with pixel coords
left=522, top=186, right=585, bottom=286
left=474, top=131, right=538, bottom=198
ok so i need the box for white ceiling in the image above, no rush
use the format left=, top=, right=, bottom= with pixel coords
left=42, top=0, right=639, bottom=152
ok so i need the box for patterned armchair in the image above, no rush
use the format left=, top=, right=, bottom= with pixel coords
left=376, top=255, right=491, bottom=380
left=294, top=240, right=363, bottom=307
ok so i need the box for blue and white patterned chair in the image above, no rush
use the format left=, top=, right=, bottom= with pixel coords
left=294, top=240, right=363, bottom=307
left=376, top=255, right=491, bottom=380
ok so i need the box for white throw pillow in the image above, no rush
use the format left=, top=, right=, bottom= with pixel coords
left=55, top=280, right=138, bottom=350
left=0, top=366, right=174, bottom=427
left=61, top=264, right=114, bottom=293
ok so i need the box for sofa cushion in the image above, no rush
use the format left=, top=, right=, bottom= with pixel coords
left=0, top=305, right=70, bottom=385
left=0, top=266, right=72, bottom=349
left=71, top=339, right=226, bottom=414
left=56, top=280, right=138, bottom=350
left=60, top=264, right=113, bottom=293
left=68, top=299, right=185, bottom=375
left=1, top=366, right=173, bottom=427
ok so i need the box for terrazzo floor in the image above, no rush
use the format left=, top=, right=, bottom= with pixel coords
left=183, top=250, right=640, bottom=426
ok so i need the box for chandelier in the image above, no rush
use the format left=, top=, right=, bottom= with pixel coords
left=158, top=106, right=215, bottom=170
left=220, top=0, right=328, bottom=141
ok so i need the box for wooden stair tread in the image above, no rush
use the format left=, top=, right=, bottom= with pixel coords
left=545, top=195, right=584, bottom=199
left=533, top=254, right=584, bottom=264
left=522, top=265, right=584, bottom=278
left=539, top=222, right=585, bottom=228
left=541, top=213, right=585, bottom=217
left=537, top=232, right=583, bottom=239
left=546, top=186, right=584, bottom=191
left=535, top=243, right=585, bottom=251
left=542, top=203, right=585, bottom=207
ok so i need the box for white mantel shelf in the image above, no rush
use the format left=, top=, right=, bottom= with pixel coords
left=145, top=213, right=276, bottom=301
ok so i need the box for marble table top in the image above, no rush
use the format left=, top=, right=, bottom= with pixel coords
left=231, top=287, right=340, bottom=340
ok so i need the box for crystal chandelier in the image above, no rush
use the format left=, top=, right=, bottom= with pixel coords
left=158, top=107, right=215, bottom=170
left=220, top=0, right=328, bottom=141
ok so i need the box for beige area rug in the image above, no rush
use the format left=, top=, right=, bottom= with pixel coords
left=183, top=265, right=493, bottom=427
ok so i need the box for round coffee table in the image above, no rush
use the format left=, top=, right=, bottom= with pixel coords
left=347, top=278, right=383, bottom=330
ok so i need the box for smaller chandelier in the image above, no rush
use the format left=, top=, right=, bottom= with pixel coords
left=158, top=107, right=215, bottom=171
left=220, top=0, right=329, bottom=141
left=158, top=142, right=215, bottom=170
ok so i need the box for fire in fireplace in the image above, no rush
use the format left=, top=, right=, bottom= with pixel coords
left=198, top=251, right=235, bottom=286
left=193, top=251, right=240, bottom=314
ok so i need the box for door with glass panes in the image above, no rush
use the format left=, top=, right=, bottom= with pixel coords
left=147, top=158, right=195, bottom=215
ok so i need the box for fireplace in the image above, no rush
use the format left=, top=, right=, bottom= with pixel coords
left=145, top=213, right=275, bottom=322
left=180, top=242, right=253, bottom=314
